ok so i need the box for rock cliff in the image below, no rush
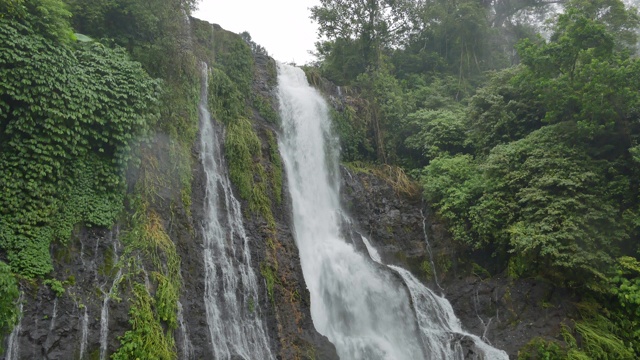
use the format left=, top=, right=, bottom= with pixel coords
left=340, top=166, right=576, bottom=359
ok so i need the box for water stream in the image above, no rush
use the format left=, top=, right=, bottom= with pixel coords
left=277, top=63, right=508, bottom=360
left=48, top=298, right=58, bottom=332
left=99, top=237, right=122, bottom=360
left=420, top=209, right=443, bottom=291
left=5, top=295, right=23, bottom=360
left=177, top=301, right=194, bottom=360
left=199, top=63, right=274, bottom=360
left=79, top=306, right=89, bottom=359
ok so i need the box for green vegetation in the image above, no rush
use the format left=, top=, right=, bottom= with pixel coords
left=266, top=130, right=283, bottom=205
left=1, top=0, right=201, bottom=355
left=0, top=261, right=19, bottom=345
left=312, top=0, right=640, bottom=356
left=0, top=0, right=160, bottom=278
left=204, top=30, right=282, bottom=230
left=111, top=283, right=176, bottom=360
left=260, top=262, right=279, bottom=304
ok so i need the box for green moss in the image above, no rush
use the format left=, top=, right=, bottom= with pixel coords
left=254, top=94, right=279, bottom=124
left=435, top=254, right=452, bottom=275
left=43, top=278, right=65, bottom=297
left=421, top=260, right=433, bottom=280
left=260, top=262, right=279, bottom=304
left=208, top=67, right=247, bottom=125
left=250, top=164, right=276, bottom=229
left=518, top=338, right=565, bottom=360
left=266, top=130, right=283, bottom=205
left=472, top=262, right=491, bottom=279
left=266, top=58, right=278, bottom=88
left=225, top=117, right=262, bottom=200
left=99, top=243, right=115, bottom=277
left=248, top=296, right=255, bottom=313
left=111, top=283, right=176, bottom=360
left=0, top=261, right=19, bottom=344
left=507, top=255, right=528, bottom=280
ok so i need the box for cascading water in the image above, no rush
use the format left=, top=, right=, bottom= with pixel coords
left=277, top=63, right=508, bottom=360
left=100, top=237, right=123, bottom=360
left=421, top=209, right=443, bottom=291
left=389, top=266, right=508, bottom=360
left=5, top=294, right=23, bottom=360
left=177, top=301, right=194, bottom=360
left=277, top=63, right=426, bottom=359
left=79, top=306, right=89, bottom=360
left=48, top=298, right=58, bottom=332
left=199, top=63, right=274, bottom=360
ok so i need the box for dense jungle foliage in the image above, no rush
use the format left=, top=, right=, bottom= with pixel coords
left=0, top=0, right=285, bottom=356
left=0, top=0, right=200, bottom=355
left=1, top=0, right=640, bottom=358
left=310, top=0, right=640, bottom=358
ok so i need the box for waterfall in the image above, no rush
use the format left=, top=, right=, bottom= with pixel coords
left=177, top=302, right=194, bottom=360
left=100, top=237, right=122, bottom=360
left=48, top=298, right=58, bottom=332
left=79, top=306, right=89, bottom=359
left=5, top=295, right=23, bottom=360
left=277, top=63, right=508, bottom=360
left=360, top=235, right=382, bottom=263
left=389, top=266, right=508, bottom=360
left=277, top=63, right=425, bottom=359
left=420, top=209, right=443, bottom=291
left=199, top=63, right=274, bottom=360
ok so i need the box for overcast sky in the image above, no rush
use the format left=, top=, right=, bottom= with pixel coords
left=193, top=0, right=321, bottom=65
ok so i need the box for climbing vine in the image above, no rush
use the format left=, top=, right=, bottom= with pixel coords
left=0, top=11, right=160, bottom=277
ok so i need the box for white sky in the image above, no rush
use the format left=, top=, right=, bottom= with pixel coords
left=193, top=0, right=321, bottom=65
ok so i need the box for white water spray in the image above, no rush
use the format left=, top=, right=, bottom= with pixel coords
left=199, top=63, right=274, bottom=360
left=277, top=63, right=508, bottom=360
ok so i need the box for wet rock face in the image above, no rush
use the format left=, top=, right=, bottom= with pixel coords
left=340, top=167, right=430, bottom=276
left=2, top=55, right=336, bottom=360
left=340, top=167, right=575, bottom=359
left=247, top=52, right=338, bottom=360
left=2, top=228, right=129, bottom=360
left=444, top=275, right=575, bottom=357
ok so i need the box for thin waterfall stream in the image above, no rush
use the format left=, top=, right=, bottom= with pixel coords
left=99, top=232, right=122, bottom=360
left=199, top=63, right=274, bottom=360
left=79, top=306, right=89, bottom=360
left=276, top=63, right=508, bottom=360
left=5, top=294, right=22, bottom=360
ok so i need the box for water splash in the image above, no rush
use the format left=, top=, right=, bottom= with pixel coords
left=199, top=63, right=274, bottom=360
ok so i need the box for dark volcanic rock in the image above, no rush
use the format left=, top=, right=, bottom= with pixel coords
left=2, top=227, right=130, bottom=360
left=340, top=166, right=576, bottom=359
left=2, top=25, right=336, bottom=360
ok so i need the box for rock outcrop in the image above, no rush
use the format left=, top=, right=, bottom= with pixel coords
left=2, top=19, right=336, bottom=360
left=340, top=166, right=576, bottom=358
